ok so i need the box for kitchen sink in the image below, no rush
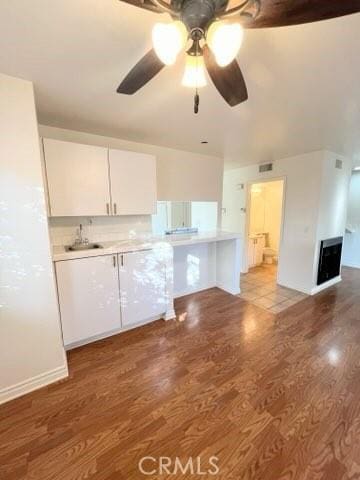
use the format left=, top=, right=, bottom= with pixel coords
left=65, top=243, right=103, bottom=252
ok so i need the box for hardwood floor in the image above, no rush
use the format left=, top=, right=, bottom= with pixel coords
left=1, top=267, right=360, bottom=479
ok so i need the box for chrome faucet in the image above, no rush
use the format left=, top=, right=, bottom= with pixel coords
left=74, top=224, right=89, bottom=245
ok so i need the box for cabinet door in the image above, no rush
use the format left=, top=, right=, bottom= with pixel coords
left=255, top=237, right=265, bottom=265
left=109, top=149, right=157, bottom=215
left=248, top=239, right=255, bottom=268
left=55, top=255, right=121, bottom=347
left=43, top=138, right=110, bottom=216
left=119, top=250, right=167, bottom=326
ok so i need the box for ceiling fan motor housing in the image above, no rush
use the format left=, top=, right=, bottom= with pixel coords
left=117, top=0, right=360, bottom=110
left=179, top=0, right=228, bottom=33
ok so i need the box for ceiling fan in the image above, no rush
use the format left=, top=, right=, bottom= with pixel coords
left=116, top=0, right=360, bottom=112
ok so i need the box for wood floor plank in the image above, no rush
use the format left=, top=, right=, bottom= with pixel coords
left=1, top=267, right=360, bottom=479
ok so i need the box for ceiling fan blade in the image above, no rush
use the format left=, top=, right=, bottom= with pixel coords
left=242, top=0, right=360, bottom=28
left=118, top=0, right=163, bottom=14
left=117, top=49, right=165, bottom=95
left=203, top=44, right=248, bottom=107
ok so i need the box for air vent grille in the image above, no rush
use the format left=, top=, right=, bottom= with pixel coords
left=335, top=159, right=343, bottom=169
left=259, top=163, right=273, bottom=173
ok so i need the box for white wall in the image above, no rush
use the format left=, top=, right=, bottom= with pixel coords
left=39, top=125, right=224, bottom=244
left=249, top=186, right=266, bottom=235
left=49, top=215, right=152, bottom=246
left=313, top=152, right=351, bottom=285
left=38, top=125, right=224, bottom=202
left=223, top=151, right=322, bottom=292
left=191, top=202, right=218, bottom=232
left=264, top=182, right=283, bottom=251
left=343, top=171, right=360, bottom=268
left=222, top=151, right=351, bottom=294
left=0, top=74, right=68, bottom=404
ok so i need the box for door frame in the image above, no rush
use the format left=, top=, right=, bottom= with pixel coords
left=244, top=176, right=287, bottom=281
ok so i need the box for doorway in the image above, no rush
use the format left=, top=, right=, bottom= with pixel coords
left=247, top=179, right=284, bottom=277
left=240, top=178, right=307, bottom=313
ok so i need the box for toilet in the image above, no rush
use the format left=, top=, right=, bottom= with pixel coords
left=263, top=247, right=277, bottom=265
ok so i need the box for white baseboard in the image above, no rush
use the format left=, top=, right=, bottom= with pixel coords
left=217, top=282, right=240, bottom=295
left=0, top=364, right=69, bottom=405
left=65, top=326, right=124, bottom=350
left=175, top=283, right=240, bottom=298
left=277, top=276, right=342, bottom=296
left=342, top=262, right=360, bottom=269
left=277, top=281, right=310, bottom=296
left=310, top=276, right=342, bottom=295
left=65, top=314, right=165, bottom=350
left=164, top=309, right=176, bottom=321
left=174, top=283, right=217, bottom=299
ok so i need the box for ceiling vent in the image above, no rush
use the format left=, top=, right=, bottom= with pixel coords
left=259, top=163, right=273, bottom=173
left=335, top=159, right=343, bottom=169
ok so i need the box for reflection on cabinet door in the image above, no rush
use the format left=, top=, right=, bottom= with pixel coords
left=43, top=138, right=110, bottom=216
left=119, top=250, right=167, bottom=327
left=55, top=255, right=121, bottom=347
left=109, top=149, right=156, bottom=215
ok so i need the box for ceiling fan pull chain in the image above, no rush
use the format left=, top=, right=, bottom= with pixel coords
left=194, top=45, right=200, bottom=114
left=194, top=89, right=199, bottom=114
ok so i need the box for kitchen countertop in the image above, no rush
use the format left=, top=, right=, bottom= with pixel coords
left=52, top=231, right=241, bottom=262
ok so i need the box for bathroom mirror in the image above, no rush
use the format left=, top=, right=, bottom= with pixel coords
left=152, top=201, right=218, bottom=235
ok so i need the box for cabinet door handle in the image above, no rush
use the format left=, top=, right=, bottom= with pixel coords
left=121, top=254, right=124, bottom=267
left=113, top=203, right=117, bottom=215
left=112, top=255, right=116, bottom=268
left=106, top=203, right=110, bottom=215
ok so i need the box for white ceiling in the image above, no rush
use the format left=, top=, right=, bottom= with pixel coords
left=1, top=0, right=360, bottom=168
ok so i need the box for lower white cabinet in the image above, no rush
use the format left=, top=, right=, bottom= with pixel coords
left=55, top=249, right=169, bottom=348
left=248, top=235, right=266, bottom=268
left=55, top=255, right=121, bottom=347
left=119, top=250, right=167, bottom=327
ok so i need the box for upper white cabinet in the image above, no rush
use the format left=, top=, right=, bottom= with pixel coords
left=43, top=138, right=110, bottom=217
left=109, top=149, right=156, bottom=215
left=55, top=255, right=121, bottom=347
left=42, top=138, right=157, bottom=217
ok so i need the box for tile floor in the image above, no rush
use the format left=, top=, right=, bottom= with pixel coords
left=239, top=264, right=308, bottom=313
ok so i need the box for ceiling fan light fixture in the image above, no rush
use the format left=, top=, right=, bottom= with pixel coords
left=152, top=21, right=187, bottom=66
left=182, top=55, right=207, bottom=88
left=207, top=21, right=244, bottom=67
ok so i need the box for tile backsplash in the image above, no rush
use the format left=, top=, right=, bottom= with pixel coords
left=49, top=215, right=152, bottom=246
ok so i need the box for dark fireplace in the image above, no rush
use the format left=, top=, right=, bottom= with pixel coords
left=317, top=237, right=343, bottom=286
